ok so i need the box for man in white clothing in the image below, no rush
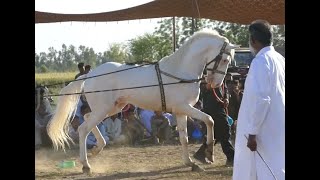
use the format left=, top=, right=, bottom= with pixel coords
left=233, top=20, right=285, bottom=180
left=104, top=114, right=125, bottom=144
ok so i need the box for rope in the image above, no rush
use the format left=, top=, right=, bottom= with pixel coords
left=44, top=80, right=202, bottom=97
left=39, top=62, right=157, bottom=88
left=194, top=0, right=201, bottom=19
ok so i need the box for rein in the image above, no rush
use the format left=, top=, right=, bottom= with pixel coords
left=212, top=83, right=229, bottom=115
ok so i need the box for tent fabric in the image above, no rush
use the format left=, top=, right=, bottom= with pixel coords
left=35, top=0, right=284, bottom=25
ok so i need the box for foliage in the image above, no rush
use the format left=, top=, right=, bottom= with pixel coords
left=128, top=33, right=172, bottom=62
left=35, top=19, right=284, bottom=72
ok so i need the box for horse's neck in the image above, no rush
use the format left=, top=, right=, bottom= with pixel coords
left=161, top=38, right=220, bottom=79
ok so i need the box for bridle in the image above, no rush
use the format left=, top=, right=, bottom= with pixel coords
left=204, top=41, right=232, bottom=75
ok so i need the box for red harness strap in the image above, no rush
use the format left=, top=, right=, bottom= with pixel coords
left=212, top=83, right=228, bottom=115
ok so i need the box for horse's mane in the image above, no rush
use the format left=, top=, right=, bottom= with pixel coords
left=123, top=30, right=228, bottom=66
left=159, top=29, right=229, bottom=64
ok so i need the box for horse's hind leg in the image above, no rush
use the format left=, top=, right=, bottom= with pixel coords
left=83, top=113, right=106, bottom=156
left=78, top=111, right=108, bottom=174
left=78, top=108, right=121, bottom=174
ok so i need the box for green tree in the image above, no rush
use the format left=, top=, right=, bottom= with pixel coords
left=35, top=52, right=40, bottom=69
left=77, top=45, right=97, bottom=68
left=154, top=17, right=227, bottom=49
left=154, top=18, right=177, bottom=51
left=178, top=17, right=209, bottom=46
left=128, top=33, right=171, bottom=63
left=39, top=52, right=47, bottom=66
left=272, top=25, right=285, bottom=47
left=40, top=64, right=48, bottom=73
left=104, top=43, right=128, bottom=63
left=154, top=18, right=248, bottom=47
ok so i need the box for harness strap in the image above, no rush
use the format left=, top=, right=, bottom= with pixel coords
left=155, top=63, right=167, bottom=112
left=159, top=70, right=202, bottom=83
left=205, top=41, right=229, bottom=75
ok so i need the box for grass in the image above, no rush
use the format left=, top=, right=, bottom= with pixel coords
left=35, top=72, right=77, bottom=106
left=35, top=72, right=77, bottom=86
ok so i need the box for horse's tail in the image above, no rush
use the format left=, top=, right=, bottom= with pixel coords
left=47, top=75, right=86, bottom=151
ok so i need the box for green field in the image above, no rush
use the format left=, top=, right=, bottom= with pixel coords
left=35, top=72, right=77, bottom=86
left=35, top=72, right=77, bottom=106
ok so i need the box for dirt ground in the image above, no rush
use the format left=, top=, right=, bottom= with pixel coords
left=35, top=143, right=233, bottom=180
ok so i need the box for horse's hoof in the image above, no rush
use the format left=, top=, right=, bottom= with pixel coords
left=191, top=163, right=205, bottom=172
left=82, top=166, right=91, bottom=174
left=88, top=146, right=103, bottom=157
left=205, top=157, right=213, bottom=164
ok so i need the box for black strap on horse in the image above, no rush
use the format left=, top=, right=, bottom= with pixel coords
left=205, top=41, right=231, bottom=75
left=155, top=63, right=167, bottom=112
left=159, top=70, right=203, bottom=83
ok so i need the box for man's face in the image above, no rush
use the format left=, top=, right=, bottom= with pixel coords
left=232, top=83, right=240, bottom=92
left=249, top=36, right=257, bottom=56
left=71, top=117, right=80, bottom=130
left=79, top=66, right=85, bottom=72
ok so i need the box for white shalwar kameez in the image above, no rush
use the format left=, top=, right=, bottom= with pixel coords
left=233, top=46, right=285, bottom=180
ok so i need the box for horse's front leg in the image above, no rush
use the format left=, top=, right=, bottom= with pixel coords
left=175, top=114, right=205, bottom=171
left=175, top=115, right=192, bottom=165
left=177, top=104, right=215, bottom=164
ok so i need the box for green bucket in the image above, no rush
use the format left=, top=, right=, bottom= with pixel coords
left=58, top=160, right=76, bottom=168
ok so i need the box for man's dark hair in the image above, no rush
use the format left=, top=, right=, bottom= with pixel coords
left=232, top=80, right=240, bottom=85
left=81, top=103, right=91, bottom=115
left=78, top=62, right=84, bottom=68
left=249, top=20, right=273, bottom=46
left=85, top=65, right=91, bottom=69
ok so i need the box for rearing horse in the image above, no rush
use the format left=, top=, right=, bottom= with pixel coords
left=47, top=30, right=239, bottom=173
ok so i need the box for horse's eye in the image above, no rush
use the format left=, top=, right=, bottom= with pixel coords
left=223, top=59, right=228, bottom=63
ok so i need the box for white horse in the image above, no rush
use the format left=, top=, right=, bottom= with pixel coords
left=47, top=30, right=239, bottom=173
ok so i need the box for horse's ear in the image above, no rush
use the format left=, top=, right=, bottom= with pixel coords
left=227, top=43, right=240, bottom=49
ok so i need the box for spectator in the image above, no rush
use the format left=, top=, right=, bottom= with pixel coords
left=122, top=111, right=144, bottom=145
left=150, top=111, right=172, bottom=144
left=84, top=65, right=91, bottom=74
left=104, top=114, right=125, bottom=144
left=138, top=108, right=155, bottom=137
left=35, top=87, right=53, bottom=149
left=196, top=82, right=234, bottom=166
left=75, top=62, right=85, bottom=79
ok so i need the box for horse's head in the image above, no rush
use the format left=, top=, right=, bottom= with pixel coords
left=203, top=37, right=240, bottom=88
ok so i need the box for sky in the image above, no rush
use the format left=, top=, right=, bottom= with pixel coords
left=35, top=0, right=167, bottom=54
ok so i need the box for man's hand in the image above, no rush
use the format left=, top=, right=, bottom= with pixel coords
left=223, top=98, right=229, bottom=108
left=247, top=134, right=257, bottom=151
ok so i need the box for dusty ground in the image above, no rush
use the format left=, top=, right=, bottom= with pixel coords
left=35, top=143, right=233, bottom=180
